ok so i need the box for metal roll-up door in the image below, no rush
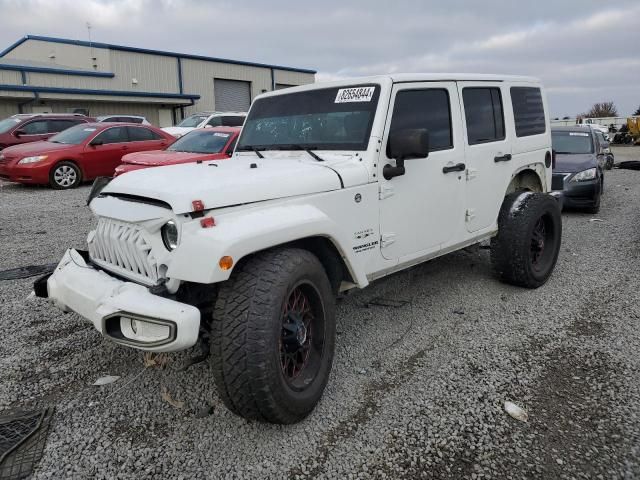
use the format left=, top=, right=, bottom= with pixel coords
left=214, top=79, right=251, bottom=111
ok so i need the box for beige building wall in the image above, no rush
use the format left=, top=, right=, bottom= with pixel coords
left=181, top=59, right=270, bottom=115
left=274, top=69, right=314, bottom=87
left=0, top=100, right=19, bottom=118
left=1, top=38, right=315, bottom=124
left=0, top=70, right=22, bottom=84
left=3, top=39, right=112, bottom=72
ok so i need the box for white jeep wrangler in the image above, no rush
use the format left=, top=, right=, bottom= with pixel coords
left=36, top=74, right=562, bottom=424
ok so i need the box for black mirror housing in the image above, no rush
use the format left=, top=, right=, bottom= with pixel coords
left=384, top=128, right=430, bottom=180
left=14, top=129, right=25, bottom=137
left=388, top=128, right=430, bottom=163
left=90, top=139, right=103, bottom=146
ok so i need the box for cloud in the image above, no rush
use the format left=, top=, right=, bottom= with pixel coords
left=0, top=0, right=639, bottom=115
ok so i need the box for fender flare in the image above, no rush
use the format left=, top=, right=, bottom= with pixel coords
left=167, top=203, right=369, bottom=287
left=506, top=163, right=548, bottom=194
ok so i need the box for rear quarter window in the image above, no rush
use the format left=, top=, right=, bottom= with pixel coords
left=511, top=87, right=546, bottom=137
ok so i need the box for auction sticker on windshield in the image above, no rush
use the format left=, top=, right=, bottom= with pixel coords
left=335, top=87, right=375, bottom=103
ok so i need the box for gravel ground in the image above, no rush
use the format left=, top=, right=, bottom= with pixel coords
left=0, top=146, right=639, bottom=479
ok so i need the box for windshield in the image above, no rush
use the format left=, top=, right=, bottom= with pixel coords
left=552, top=131, right=593, bottom=154
left=177, top=115, right=208, bottom=128
left=167, top=130, right=231, bottom=154
left=0, top=118, right=21, bottom=134
left=237, top=85, right=380, bottom=151
left=49, top=125, right=98, bottom=145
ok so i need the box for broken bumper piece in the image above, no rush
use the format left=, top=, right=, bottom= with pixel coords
left=37, top=249, right=200, bottom=352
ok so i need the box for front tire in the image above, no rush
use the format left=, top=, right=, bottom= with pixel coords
left=49, top=161, right=81, bottom=189
left=491, top=192, right=562, bottom=288
left=211, top=248, right=335, bottom=424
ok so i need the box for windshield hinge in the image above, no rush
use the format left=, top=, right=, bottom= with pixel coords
left=466, top=168, right=478, bottom=181
left=465, top=209, right=476, bottom=222
left=381, top=232, right=396, bottom=248
left=379, top=184, right=394, bottom=200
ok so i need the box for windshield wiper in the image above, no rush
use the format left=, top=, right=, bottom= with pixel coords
left=304, top=149, right=324, bottom=162
left=237, top=146, right=265, bottom=159
left=269, top=144, right=324, bottom=162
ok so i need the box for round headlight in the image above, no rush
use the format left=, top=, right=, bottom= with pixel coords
left=161, top=220, right=179, bottom=250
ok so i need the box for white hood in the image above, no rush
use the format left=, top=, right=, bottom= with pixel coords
left=161, top=126, right=194, bottom=137
left=101, top=154, right=369, bottom=214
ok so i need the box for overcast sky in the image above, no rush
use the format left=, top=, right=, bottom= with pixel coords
left=1, top=0, right=638, bottom=117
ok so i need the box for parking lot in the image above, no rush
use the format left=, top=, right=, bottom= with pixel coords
left=0, top=146, right=638, bottom=479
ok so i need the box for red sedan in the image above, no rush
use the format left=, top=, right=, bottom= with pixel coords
left=0, top=123, right=174, bottom=189
left=114, top=126, right=240, bottom=177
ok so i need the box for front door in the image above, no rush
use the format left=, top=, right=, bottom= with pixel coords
left=82, top=126, right=130, bottom=178
left=457, top=82, right=512, bottom=232
left=378, top=82, right=466, bottom=261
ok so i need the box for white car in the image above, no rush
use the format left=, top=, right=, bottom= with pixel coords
left=38, top=74, right=561, bottom=424
left=576, top=119, right=610, bottom=140
left=96, top=115, right=151, bottom=125
left=162, top=112, right=245, bottom=138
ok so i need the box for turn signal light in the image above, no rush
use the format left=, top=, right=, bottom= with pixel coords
left=219, top=256, right=234, bottom=270
left=200, top=217, right=215, bottom=228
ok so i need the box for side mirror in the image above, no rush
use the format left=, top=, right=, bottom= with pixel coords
left=384, top=128, right=429, bottom=180
left=14, top=129, right=25, bottom=137
left=90, top=139, right=103, bottom=147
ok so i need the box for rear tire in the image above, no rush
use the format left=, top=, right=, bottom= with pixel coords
left=605, top=156, right=614, bottom=170
left=210, top=248, right=335, bottom=424
left=49, top=161, right=81, bottom=189
left=491, top=192, right=562, bottom=288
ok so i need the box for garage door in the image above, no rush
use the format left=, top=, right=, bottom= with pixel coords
left=214, top=79, right=251, bottom=112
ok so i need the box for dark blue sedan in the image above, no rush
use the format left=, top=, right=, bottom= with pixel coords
left=551, top=127, right=604, bottom=214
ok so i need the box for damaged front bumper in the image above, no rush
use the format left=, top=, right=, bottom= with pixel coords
left=35, top=249, right=200, bottom=352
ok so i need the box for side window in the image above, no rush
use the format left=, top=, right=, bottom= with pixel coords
left=94, top=126, right=129, bottom=144
left=462, top=87, right=505, bottom=144
left=22, top=120, right=48, bottom=135
left=207, top=117, right=222, bottom=127
left=221, top=116, right=245, bottom=127
left=127, top=127, right=158, bottom=141
left=48, top=119, right=83, bottom=133
left=387, top=89, right=452, bottom=154
left=511, top=87, right=546, bottom=137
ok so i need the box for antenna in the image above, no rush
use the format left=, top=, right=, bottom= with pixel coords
left=86, top=21, right=97, bottom=69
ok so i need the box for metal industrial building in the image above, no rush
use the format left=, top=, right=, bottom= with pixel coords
left=0, top=35, right=316, bottom=126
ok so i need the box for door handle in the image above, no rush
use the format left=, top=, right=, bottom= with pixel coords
left=442, top=163, right=466, bottom=174
left=494, top=154, right=512, bottom=162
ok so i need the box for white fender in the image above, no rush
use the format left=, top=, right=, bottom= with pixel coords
left=167, top=203, right=369, bottom=287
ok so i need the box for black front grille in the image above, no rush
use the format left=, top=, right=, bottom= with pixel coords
left=551, top=174, right=566, bottom=191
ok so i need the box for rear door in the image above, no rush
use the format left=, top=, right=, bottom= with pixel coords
left=15, top=119, right=49, bottom=144
left=378, top=82, right=466, bottom=261
left=48, top=119, right=85, bottom=135
left=82, top=126, right=130, bottom=177
left=127, top=126, right=170, bottom=153
left=457, top=82, right=511, bottom=232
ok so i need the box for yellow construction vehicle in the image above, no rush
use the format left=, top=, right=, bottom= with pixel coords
left=612, top=117, right=640, bottom=144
